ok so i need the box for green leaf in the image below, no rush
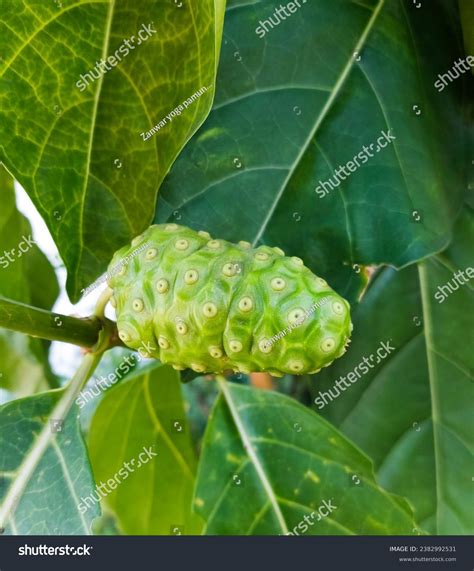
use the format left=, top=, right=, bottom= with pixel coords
left=156, top=0, right=467, bottom=301
left=0, top=0, right=225, bottom=302
left=194, top=379, right=416, bottom=535
left=0, top=333, right=51, bottom=397
left=88, top=364, right=202, bottom=535
left=77, top=346, right=141, bottom=432
left=312, top=207, right=474, bottom=534
left=0, top=167, right=58, bottom=308
left=0, top=389, right=99, bottom=534
left=0, top=167, right=59, bottom=395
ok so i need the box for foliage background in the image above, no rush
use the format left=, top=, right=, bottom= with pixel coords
left=0, top=0, right=472, bottom=536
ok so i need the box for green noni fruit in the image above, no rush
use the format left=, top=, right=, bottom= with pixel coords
left=106, top=224, right=352, bottom=376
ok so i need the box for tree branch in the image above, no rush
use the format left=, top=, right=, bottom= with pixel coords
left=0, top=296, right=120, bottom=349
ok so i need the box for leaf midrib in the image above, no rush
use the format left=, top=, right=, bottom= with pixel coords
left=75, top=0, right=116, bottom=291
left=418, top=262, right=443, bottom=535
left=251, top=0, right=385, bottom=246
left=217, top=378, right=289, bottom=534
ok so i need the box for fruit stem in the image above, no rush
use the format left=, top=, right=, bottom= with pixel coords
left=0, top=296, right=120, bottom=349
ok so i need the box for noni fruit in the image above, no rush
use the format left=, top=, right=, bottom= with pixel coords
left=106, top=224, right=352, bottom=376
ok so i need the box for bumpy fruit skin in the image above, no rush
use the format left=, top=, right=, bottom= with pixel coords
left=107, top=224, right=352, bottom=376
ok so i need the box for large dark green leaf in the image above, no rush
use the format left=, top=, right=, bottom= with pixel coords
left=0, top=167, right=59, bottom=395
left=0, top=0, right=225, bottom=301
left=194, top=379, right=416, bottom=535
left=88, top=364, right=202, bottom=534
left=312, top=207, right=474, bottom=534
left=156, top=0, right=468, bottom=301
left=0, top=389, right=99, bottom=534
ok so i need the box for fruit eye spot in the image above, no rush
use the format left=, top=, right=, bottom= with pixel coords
left=131, top=234, right=144, bottom=246
left=158, top=336, right=170, bottom=349
left=184, top=270, right=199, bottom=284
left=176, top=321, right=188, bottom=335
left=236, top=364, right=251, bottom=374
left=268, top=369, right=284, bottom=378
left=118, top=330, right=130, bottom=343
left=191, top=363, right=206, bottom=373
left=222, top=263, right=237, bottom=277
left=117, top=264, right=127, bottom=276
left=208, top=240, right=220, bottom=249
left=145, top=248, right=158, bottom=260
left=209, top=346, right=223, bottom=358
left=156, top=279, right=169, bottom=293
left=175, top=239, right=189, bottom=251
left=288, top=359, right=304, bottom=372
left=229, top=340, right=243, bottom=353
left=316, top=277, right=328, bottom=287
left=255, top=251, right=269, bottom=261
left=321, top=338, right=336, bottom=353
left=132, top=298, right=144, bottom=312
left=202, top=302, right=218, bottom=318
left=238, top=240, right=251, bottom=249
left=332, top=301, right=344, bottom=315
left=288, top=308, right=305, bottom=324
left=198, top=230, right=211, bottom=239
left=273, top=247, right=285, bottom=256
left=291, top=257, right=304, bottom=266
left=271, top=277, right=286, bottom=291
left=259, top=339, right=272, bottom=353
left=238, top=296, right=253, bottom=312
left=172, top=364, right=185, bottom=371
left=165, top=224, right=178, bottom=231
